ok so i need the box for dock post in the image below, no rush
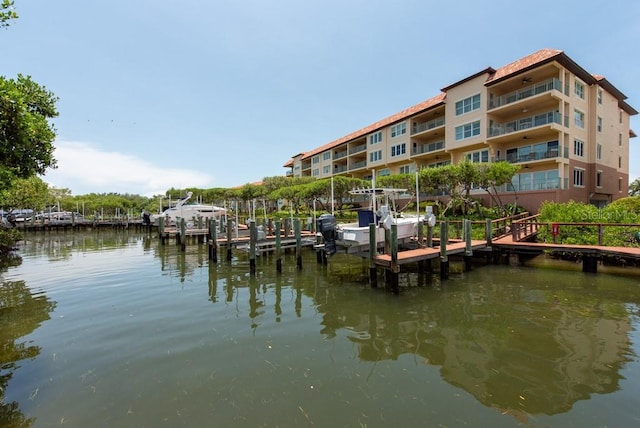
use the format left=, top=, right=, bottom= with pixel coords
left=197, top=217, right=204, bottom=244
left=426, top=223, right=433, bottom=248
left=226, top=219, right=233, bottom=261
left=295, top=219, right=302, bottom=270
left=179, top=218, right=186, bottom=251
left=275, top=219, right=282, bottom=273
left=159, top=217, right=166, bottom=245
left=390, top=224, right=399, bottom=293
left=417, top=219, right=424, bottom=248
left=464, top=219, right=473, bottom=271
left=583, top=255, right=598, bottom=273
left=369, top=223, right=377, bottom=288
left=485, top=219, right=493, bottom=263
left=249, top=220, right=256, bottom=275
left=440, top=220, right=449, bottom=280
left=209, top=219, right=218, bottom=262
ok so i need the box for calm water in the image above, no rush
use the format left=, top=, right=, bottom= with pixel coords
left=1, top=230, right=640, bottom=427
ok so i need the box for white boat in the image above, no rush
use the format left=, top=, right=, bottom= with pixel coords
left=317, top=188, right=420, bottom=255
left=151, top=192, right=227, bottom=227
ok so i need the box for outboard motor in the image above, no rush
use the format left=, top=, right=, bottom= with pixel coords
left=316, top=214, right=337, bottom=256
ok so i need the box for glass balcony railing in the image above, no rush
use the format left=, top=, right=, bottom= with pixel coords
left=488, top=78, right=562, bottom=109
left=411, top=117, right=445, bottom=134
left=349, top=144, right=366, bottom=155
left=349, top=160, right=367, bottom=170
left=333, top=150, right=347, bottom=160
left=412, top=140, right=445, bottom=155
left=488, top=111, right=562, bottom=137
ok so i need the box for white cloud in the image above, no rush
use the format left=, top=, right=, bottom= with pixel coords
left=43, top=140, right=215, bottom=196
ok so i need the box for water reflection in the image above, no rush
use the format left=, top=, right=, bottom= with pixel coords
left=3, top=231, right=640, bottom=425
left=0, top=279, right=56, bottom=427
left=313, top=268, right=637, bottom=417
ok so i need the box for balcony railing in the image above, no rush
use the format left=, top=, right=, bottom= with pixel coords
left=411, top=117, right=445, bottom=134
left=488, top=78, right=562, bottom=109
left=333, top=150, right=347, bottom=160
left=349, top=160, right=367, bottom=170
left=412, top=140, right=445, bottom=155
left=488, top=111, right=561, bottom=137
left=499, top=177, right=569, bottom=192
left=349, top=144, right=367, bottom=155
left=497, top=146, right=570, bottom=163
left=334, top=165, right=347, bottom=173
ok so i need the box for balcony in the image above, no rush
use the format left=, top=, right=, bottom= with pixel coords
left=334, top=165, right=348, bottom=173
left=412, top=140, right=445, bottom=156
left=349, top=144, right=367, bottom=155
left=489, top=111, right=562, bottom=138
left=488, top=78, right=562, bottom=110
left=412, top=117, right=445, bottom=135
left=497, top=146, right=569, bottom=164
left=333, top=150, right=347, bottom=160
left=349, top=160, right=367, bottom=171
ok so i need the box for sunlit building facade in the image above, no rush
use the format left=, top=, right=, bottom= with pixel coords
left=283, top=49, right=636, bottom=212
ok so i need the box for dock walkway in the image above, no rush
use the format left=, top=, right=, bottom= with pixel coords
left=373, top=240, right=487, bottom=268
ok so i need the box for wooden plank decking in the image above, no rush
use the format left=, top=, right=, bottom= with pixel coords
left=374, top=240, right=487, bottom=268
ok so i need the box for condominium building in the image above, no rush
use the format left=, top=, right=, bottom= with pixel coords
left=283, top=49, right=637, bottom=213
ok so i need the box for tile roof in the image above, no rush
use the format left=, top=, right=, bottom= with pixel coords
left=487, top=48, right=563, bottom=84
left=288, top=48, right=636, bottom=165
left=300, top=92, right=445, bottom=160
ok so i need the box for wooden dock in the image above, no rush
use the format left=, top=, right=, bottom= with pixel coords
left=373, top=240, right=488, bottom=268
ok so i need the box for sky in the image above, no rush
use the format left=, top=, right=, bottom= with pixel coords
left=3, top=0, right=639, bottom=197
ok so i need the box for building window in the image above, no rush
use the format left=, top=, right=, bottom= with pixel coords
left=596, top=143, right=602, bottom=160
left=597, top=116, right=602, bottom=132
left=573, top=168, right=584, bottom=187
left=619, top=178, right=623, bottom=191
left=370, top=150, right=382, bottom=162
left=619, top=156, right=622, bottom=168
left=574, top=109, right=584, bottom=128
left=378, top=168, right=390, bottom=177
left=369, top=131, right=382, bottom=145
left=465, top=149, right=489, bottom=163
left=596, top=170, right=602, bottom=187
left=391, top=143, right=406, bottom=157
left=573, top=139, right=584, bottom=157
left=620, top=110, right=623, bottom=124
left=312, top=156, right=319, bottom=164
left=391, top=123, right=406, bottom=138
left=619, top=133, right=623, bottom=146
left=312, top=168, right=319, bottom=177
left=399, top=164, right=413, bottom=174
left=455, top=94, right=481, bottom=116
left=323, top=152, right=331, bottom=161
left=455, top=120, right=481, bottom=140
left=574, top=80, right=585, bottom=99
left=597, top=88, right=603, bottom=104
left=323, top=165, right=330, bottom=174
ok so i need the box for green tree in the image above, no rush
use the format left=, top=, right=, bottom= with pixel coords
left=477, top=162, right=521, bottom=217
left=0, top=0, right=17, bottom=29
left=0, top=176, right=50, bottom=210
left=0, top=74, right=58, bottom=190
left=629, top=178, right=640, bottom=197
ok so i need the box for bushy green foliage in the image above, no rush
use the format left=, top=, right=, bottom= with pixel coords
left=537, top=200, right=640, bottom=246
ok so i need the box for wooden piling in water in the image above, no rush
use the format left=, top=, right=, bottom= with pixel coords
left=275, top=219, right=282, bottom=273
left=159, top=217, right=166, bottom=245
left=369, top=223, right=377, bottom=288
left=390, top=224, right=399, bottom=294
left=179, top=218, right=186, bottom=251
left=209, top=219, right=218, bottom=262
left=249, top=220, right=256, bottom=275
left=440, top=220, right=449, bottom=280
left=464, top=219, right=473, bottom=271
left=295, top=219, right=302, bottom=270
left=226, top=219, right=233, bottom=261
